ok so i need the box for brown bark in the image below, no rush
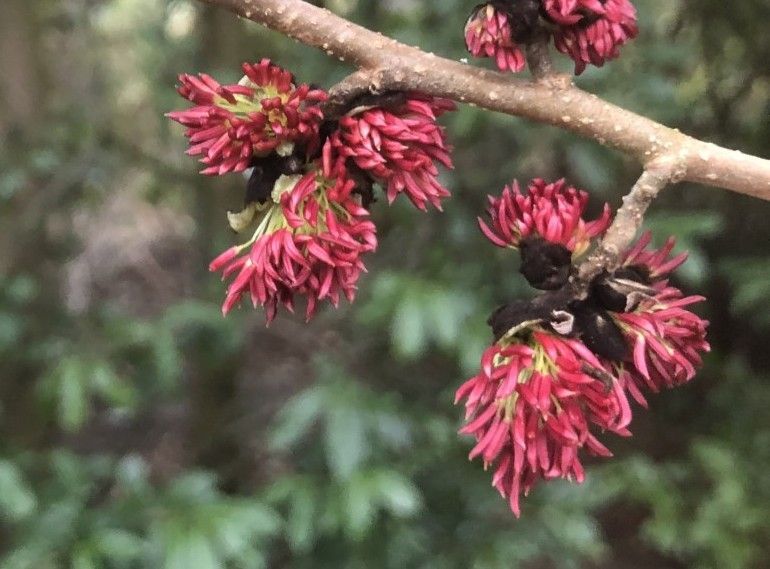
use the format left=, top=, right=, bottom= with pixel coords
left=197, top=0, right=770, bottom=201
left=192, top=0, right=770, bottom=285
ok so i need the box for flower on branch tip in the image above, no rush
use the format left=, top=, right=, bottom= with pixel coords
left=167, top=59, right=327, bottom=175
left=210, top=144, right=377, bottom=323
left=462, top=0, right=638, bottom=75
left=615, top=287, right=710, bottom=405
left=332, top=93, right=455, bottom=211
left=607, top=234, right=710, bottom=404
left=455, top=326, right=631, bottom=517
left=478, top=178, right=612, bottom=256
left=545, top=0, right=639, bottom=74
left=465, top=3, right=527, bottom=72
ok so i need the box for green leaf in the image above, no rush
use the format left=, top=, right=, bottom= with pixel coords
left=269, top=386, right=325, bottom=450
left=165, top=531, right=218, bottom=569
left=285, top=483, right=318, bottom=553
left=71, top=545, right=99, bottom=569
left=91, top=363, right=136, bottom=409
left=94, top=529, right=144, bottom=562
left=391, top=293, right=427, bottom=359
left=0, top=313, right=23, bottom=351
left=342, top=474, right=376, bottom=540
left=0, top=460, right=36, bottom=521
left=324, top=407, right=367, bottom=480
left=371, top=470, right=422, bottom=517
left=58, top=359, right=88, bottom=432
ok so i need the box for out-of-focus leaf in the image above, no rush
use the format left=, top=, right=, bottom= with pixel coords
left=371, top=470, right=422, bottom=517
left=164, top=531, right=218, bottom=569
left=391, top=293, right=427, bottom=359
left=57, top=359, right=88, bottom=432
left=324, top=407, right=367, bottom=480
left=343, top=473, right=377, bottom=540
left=285, top=481, right=318, bottom=553
left=0, top=460, right=37, bottom=521
left=269, top=385, right=325, bottom=450
left=94, top=529, right=145, bottom=562
left=719, top=257, right=770, bottom=328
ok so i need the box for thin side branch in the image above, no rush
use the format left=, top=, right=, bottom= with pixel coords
left=577, top=158, right=679, bottom=283
left=524, top=34, right=560, bottom=84
left=199, top=0, right=770, bottom=201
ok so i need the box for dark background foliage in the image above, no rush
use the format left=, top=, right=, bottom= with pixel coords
left=0, top=0, right=768, bottom=567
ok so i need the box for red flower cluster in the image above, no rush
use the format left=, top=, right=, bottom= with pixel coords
left=333, top=94, right=455, bottom=211
left=461, top=180, right=709, bottom=517
left=209, top=146, right=377, bottom=322
left=169, top=60, right=456, bottom=322
left=167, top=59, right=327, bottom=175
left=456, top=329, right=631, bottom=517
left=463, top=1, right=638, bottom=75
left=478, top=178, right=612, bottom=255
left=614, top=233, right=710, bottom=404
left=464, top=3, right=526, bottom=72
left=545, top=0, right=639, bottom=74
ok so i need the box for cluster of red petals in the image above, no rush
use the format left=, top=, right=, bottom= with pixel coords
left=616, top=288, right=710, bottom=405
left=333, top=94, right=455, bottom=211
left=465, top=192, right=710, bottom=516
left=455, top=330, right=631, bottom=517
left=545, top=0, right=639, bottom=74
left=478, top=178, right=612, bottom=255
left=464, top=3, right=526, bottom=72
left=167, top=59, right=327, bottom=175
left=209, top=151, right=377, bottom=323
left=621, top=231, right=688, bottom=282
left=613, top=234, right=710, bottom=404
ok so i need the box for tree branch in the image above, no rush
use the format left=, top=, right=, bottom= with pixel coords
left=198, top=0, right=770, bottom=202
left=577, top=158, right=680, bottom=283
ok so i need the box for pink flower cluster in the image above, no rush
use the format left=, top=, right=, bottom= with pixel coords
left=478, top=178, right=612, bottom=256
left=456, top=330, right=631, bottom=516
left=614, top=232, right=710, bottom=405
left=209, top=145, right=377, bottom=322
left=333, top=94, right=455, bottom=211
left=464, top=0, right=638, bottom=74
left=167, top=60, right=327, bottom=175
left=168, top=60, right=455, bottom=322
left=464, top=3, right=526, bottom=72
left=545, top=0, right=639, bottom=74
left=460, top=179, right=710, bottom=517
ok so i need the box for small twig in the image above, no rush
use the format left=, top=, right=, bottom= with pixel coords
left=524, top=33, right=554, bottom=79
left=524, top=33, right=570, bottom=89
left=577, top=157, right=681, bottom=284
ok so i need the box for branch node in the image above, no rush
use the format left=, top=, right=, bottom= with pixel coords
left=576, top=165, right=674, bottom=284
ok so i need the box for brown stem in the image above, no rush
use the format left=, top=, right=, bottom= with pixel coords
left=195, top=0, right=770, bottom=291
left=577, top=158, right=679, bottom=284
left=524, top=33, right=565, bottom=86
left=197, top=0, right=770, bottom=201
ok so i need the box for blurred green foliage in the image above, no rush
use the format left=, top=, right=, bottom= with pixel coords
left=0, top=0, right=768, bottom=567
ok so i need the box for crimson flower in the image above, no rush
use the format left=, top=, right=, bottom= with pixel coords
left=464, top=3, right=526, bottom=72
left=609, top=234, right=710, bottom=403
left=210, top=145, right=377, bottom=322
left=545, top=0, right=639, bottom=74
left=615, top=288, right=710, bottom=405
left=456, top=327, right=631, bottom=517
left=333, top=94, right=455, bottom=211
left=167, top=59, right=327, bottom=175
left=620, top=231, right=688, bottom=284
left=478, top=178, right=612, bottom=256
